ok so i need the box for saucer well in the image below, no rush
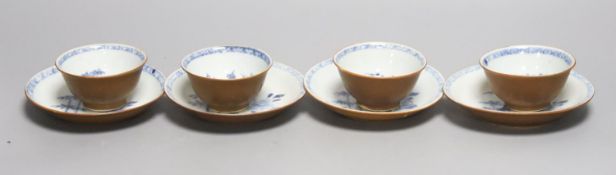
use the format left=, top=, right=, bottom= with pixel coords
left=444, top=65, right=595, bottom=126
left=304, top=59, right=444, bottom=120
left=164, top=62, right=305, bottom=123
left=25, top=65, right=165, bottom=123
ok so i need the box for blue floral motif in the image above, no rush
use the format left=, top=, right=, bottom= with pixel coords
left=187, top=94, right=207, bottom=109
left=53, top=95, right=137, bottom=113
left=400, top=92, right=419, bottom=110
left=249, top=93, right=285, bottom=113
left=333, top=90, right=419, bottom=111
left=366, top=72, right=384, bottom=77
left=333, top=91, right=357, bottom=109
left=480, top=100, right=511, bottom=111
left=81, top=68, right=105, bottom=76
left=226, top=71, right=237, bottom=79
left=187, top=92, right=285, bottom=113
left=480, top=91, right=568, bottom=112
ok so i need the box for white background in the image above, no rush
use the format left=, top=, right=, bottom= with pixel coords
left=1, top=0, right=615, bottom=174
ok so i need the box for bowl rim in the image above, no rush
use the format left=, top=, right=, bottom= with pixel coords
left=180, top=46, right=273, bottom=82
left=479, top=45, right=576, bottom=78
left=54, top=43, right=148, bottom=79
left=332, top=41, right=428, bottom=79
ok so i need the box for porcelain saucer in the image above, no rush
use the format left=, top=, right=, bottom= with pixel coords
left=444, top=65, right=595, bottom=126
left=304, top=59, right=444, bottom=120
left=25, top=65, right=165, bottom=123
left=165, top=62, right=305, bottom=123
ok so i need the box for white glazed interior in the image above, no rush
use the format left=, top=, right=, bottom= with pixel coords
left=306, top=59, right=443, bottom=112
left=26, top=65, right=165, bottom=114
left=444, top=65, right=594, bottom=112
left=166, top=62, right=305, bottom=115
left=182, top=46, right=272, bottom=79
left=334, top=42, right=426, bottom=77
left=481, top=46, right=574, bottom=76
left=56, top=44, right=146, bottom=77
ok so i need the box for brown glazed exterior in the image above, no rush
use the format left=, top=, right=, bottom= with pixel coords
left=482, top=68, right=572, bottom=111
left=335, top=68, right=423, bottom=111
left=58, top=66, right=144, bottom=110
left=184, top=69, right=269, bottom=113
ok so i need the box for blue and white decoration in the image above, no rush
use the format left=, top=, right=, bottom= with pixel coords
left=334, top=90, right=419, bottom=111
left=366, top=72, right=385, bottom=77
left=182, top=46, right=271, bottom=69
left=53, top=95, right=137, bottom=113
left=305, top=59, right=445, bottom=114
left=480, top=91, right=568, bottom=112
left=164, top=62, right=305, bottom=116
left=444, top=65, right=595, bottom=113
left=57, top=44, right=146, bottom=66
left=187, top=92, right=285, bottom=113
left=26, top=65, right=166, bottom=114
left=482, top=46, right=573, bottom=66
left=81, top=68, right=105, bottom=76
left=334, top=42, right=426, bottom=65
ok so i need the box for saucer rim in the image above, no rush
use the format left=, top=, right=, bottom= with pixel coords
left=443, top=65, right=595, bottom=115
left=304, top=59, right=444, bottom=115
left=24, top=65, right=165, bottom=117
left=164, top=62, right=306, bottom=117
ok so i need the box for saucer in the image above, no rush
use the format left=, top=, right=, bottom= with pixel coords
left=165, top=62, right=305, bottom=123
left=304, top=59, right=444, bottom=120
left=25, top=65, right=165, bottom=123
left=444, top=65, right=595, bottom=126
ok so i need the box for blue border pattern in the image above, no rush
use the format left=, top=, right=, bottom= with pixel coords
left=482, top=46, right=573, bottom=66
left=57, top=44, right=146, bottom=66
left=334, top=42, right=426, bottom=66
left=181, top=46, right=272, bottom=69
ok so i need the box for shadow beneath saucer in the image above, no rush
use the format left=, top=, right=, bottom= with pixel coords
left=23, top=99, right=158, bottom=133
left=442, top=98, right=589, bottom=135
left=306, top=97, right=440, bottom=131
left=163, top=98, right=299, bottom=134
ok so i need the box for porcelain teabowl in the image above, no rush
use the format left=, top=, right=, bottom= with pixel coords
left=25, top=65, right=165, bottom=123
left=181, top=46, right=273, bottom=113
left=55, top=43, right=147, bottom=111
left=480, top=45, right=575, bottom=111
left=444, top=65, right=594, bottom=126
left=333, top=42, right=427, bottom=111
left=166, top=62, right=305, bottom=122
left=306, top=59, right=443, bottom=120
